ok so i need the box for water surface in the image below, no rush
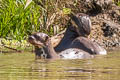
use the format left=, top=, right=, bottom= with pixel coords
left=0, top=50, right=120, bottom=80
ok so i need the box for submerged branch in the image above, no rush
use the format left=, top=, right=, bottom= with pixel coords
left=1, top=41, right=22, bottom=53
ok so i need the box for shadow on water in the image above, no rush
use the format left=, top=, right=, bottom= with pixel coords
left=0, top=50, right=120, bottom=80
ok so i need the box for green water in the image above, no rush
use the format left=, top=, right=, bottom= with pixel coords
left=0, top=50, right=120, bottom=80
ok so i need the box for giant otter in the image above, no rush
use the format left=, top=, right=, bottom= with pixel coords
left=28, top=32, right=93, bottom=59
left=55, top=13, right=107, bottom=55
left=55, top=13, right=91, bottom=52
left=28, top=13, right=107, bottom=59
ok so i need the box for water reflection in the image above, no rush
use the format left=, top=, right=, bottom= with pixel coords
left=29, top=59, right=94, bottom=80
left=0, top=51, right=120, bottom=80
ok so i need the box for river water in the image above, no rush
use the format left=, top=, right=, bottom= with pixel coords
left=0, top=50, right=120, bottom=80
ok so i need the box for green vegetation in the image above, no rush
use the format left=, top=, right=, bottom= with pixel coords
left=116, top=1, right=120, bottom=6
left=0, top=0, right=41, bottom=40
left=0, top=0, right=75, bottom=41
left=113, top=0, right=120, bottom=6
left=0, top=0, right=76, bottom=51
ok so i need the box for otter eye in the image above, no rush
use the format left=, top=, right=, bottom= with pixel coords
left=45, top=36, right=49, bottom=42
left=34, top=35, right=40, bottom=40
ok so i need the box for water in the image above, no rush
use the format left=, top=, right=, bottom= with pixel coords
left=0, top=50, right=120, bottom=80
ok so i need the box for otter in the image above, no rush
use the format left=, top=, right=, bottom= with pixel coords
left=28, top=13, right=107, bottom=59
left=55, top=13, right=107, bottom=55
left=28, top=32, right=93, bottom=59
left=55, top=13, right=91, bottom=52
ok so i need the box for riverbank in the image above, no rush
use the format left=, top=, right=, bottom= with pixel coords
left=0, top=38, right=32, bottom=53
left=0, top=0, right=120, bottom=52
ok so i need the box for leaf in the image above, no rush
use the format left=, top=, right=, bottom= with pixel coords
left=63, top=8, right=71, bottom=14
left=24, top=0, right=32, bottom=9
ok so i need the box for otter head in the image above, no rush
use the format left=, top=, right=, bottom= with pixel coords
left=28, top=32, right=49, bottom=47
left=71, top=13, right=91, bottom=37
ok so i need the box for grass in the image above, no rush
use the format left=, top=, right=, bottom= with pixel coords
left=0, top=0, right=41, bottom=40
